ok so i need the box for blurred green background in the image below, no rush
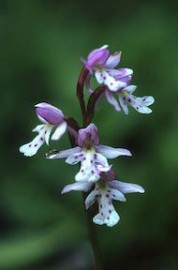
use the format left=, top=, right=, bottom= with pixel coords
left=1, top=0, right=178, bottom=269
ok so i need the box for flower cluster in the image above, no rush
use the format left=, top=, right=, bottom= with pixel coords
left=19, top=45, right=154, bottom=227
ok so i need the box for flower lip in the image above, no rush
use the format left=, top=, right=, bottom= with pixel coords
left=35, top=102, right=64, bottom=125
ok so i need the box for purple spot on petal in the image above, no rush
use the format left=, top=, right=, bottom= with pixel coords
left=29, top=144, right=32, bottom=147
left=34, top=144, right=38, bottom=147
left=128, top=98, right=131, bottom=103
left=40, top=137, right=44, bottom=141
left=109, top=210, right=112, bottom=213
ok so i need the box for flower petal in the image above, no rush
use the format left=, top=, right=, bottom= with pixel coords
left=105, top=90, right=121, bottom=112
left=109, top=180, right=145, bottom=194
left=47, top=146, right=81, bottom=159
left=124, top=85, right=137, bottom=94
left=51, top=121, right=67, bottom=141
left=44, top=125, right=53, bottom=145
left=85, top=189, right=98, bottom=209
left=77, top=123, right=99, bottom=147
left=19, top=124, right=53, bottom=157
left=86, top=45, right=109, bottom=69
left=35, top=102, right=64, bottom=125
left=118, top=94, right=129, bottom=115
left=19, top=135, right=44, bottom=157
left=96, top=145, right=132, bottom=159
left=62, top=181, right=93, bottom=194
left=137, top=96, right=155, bottom=106
left=109, top=188, right=126, bottom=201
left=66, top=152, right=84, bottom=165
left=96, top=70, right=126, bottom=92
left=93, top=210, right=120, bottom=227
left=107, top=68, right=133, bottom=79
left=105, top=52, right=121, bottom=68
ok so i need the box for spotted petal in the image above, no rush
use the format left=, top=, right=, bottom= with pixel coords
left=93, top=209, right=120, bottom=227
left=19, top=124, right=53, bottom=157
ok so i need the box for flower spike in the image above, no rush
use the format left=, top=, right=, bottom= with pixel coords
left=19, top=44, right=153, bottom=228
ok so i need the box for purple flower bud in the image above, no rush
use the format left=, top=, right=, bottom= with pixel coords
left=35, top=102, right=64, bottom=125
left=85, top=45, right=110, bottom=70
left=77, top=123, right=99, bottom=147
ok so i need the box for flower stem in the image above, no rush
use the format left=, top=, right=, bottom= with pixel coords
left=76, top=67, right=103, bottom=269
left=76, top=67, right=89, bottom=126
left=82, top=193, right=103, bottom=270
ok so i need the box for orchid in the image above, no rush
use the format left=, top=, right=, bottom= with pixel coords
left=106, top=85, right=155, bottom=113
left=83, top=45, right=154, bottom=114
left=62, top=169, right=144, bottom=227
left=83, top=45, right=133, bottom=94
left=48, top=123, right=131, bottom=182
left=19, top=44, right=154, bottom=234
left=19, top=102, right=67, bottom=157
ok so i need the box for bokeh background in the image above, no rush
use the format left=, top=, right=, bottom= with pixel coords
left=1, top=0, right=178, bottom=269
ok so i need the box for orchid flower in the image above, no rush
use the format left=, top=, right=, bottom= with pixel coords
left=83, top=45, right=154, bottom=114
left=83, top=45, right=133, bottom=94
left=19, top=102, right=67, bottom=157
left=106, top=85, right=155, bottom=114
left=48, top=123, right=131, bottom=182
left=62, top=169, right=144, bottom=227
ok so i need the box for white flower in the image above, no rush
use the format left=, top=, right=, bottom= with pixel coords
left=85, top=179, right=144, bottom=227
left=106, top=85, right=155, bottom=114
left=48, top=123, right=131, bottom=182
left=19, top=102, right=67, bottom=157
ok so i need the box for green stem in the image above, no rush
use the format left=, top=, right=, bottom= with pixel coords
left=82, top=193, right=103, bottom=270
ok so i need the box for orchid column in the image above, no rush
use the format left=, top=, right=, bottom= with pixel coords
left=19, top=45, right=154, bottom=269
